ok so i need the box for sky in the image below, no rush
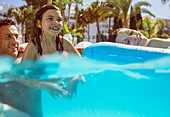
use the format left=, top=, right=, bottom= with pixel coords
left=0, top=0, right=170, bottom=19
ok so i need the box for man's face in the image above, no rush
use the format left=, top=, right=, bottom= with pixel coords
left=0, top=25, right=19, bottom=58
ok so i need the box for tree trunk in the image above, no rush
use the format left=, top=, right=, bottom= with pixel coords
left=68, top=4, right=71, bottom=28
left=108, top=17, right=111, bottom=34
left=113, top=17, right=122, bottom=31
left=21, top=23, right=25, bottom=43
left=25, top=23, right=28, bottom=43
left=88, top=24, right=90, bottom=42
left=122, top=14, right=128, bottom=28
left=136, top=8, right=143, bottom=30
left=96, top=18, right=101, bottom=42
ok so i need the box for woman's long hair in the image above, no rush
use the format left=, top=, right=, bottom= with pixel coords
left=33, top=4, right=63, bottom=56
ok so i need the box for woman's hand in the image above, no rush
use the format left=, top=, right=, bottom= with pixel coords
left=66, top=76, right=86, bottom=98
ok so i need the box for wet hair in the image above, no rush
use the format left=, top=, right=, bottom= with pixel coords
left=108, top=28, right=122, bottom=42
left=0, top=19, right=16, bottom=27
left=33, top=4, right=63, bottom=56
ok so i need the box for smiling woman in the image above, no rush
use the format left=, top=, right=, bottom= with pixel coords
left=22, top=4, right=81, bottom=60
left=108, top=28, right=149, bottom=46
left=20, top=4, right=84, bottom=116
left=108, top=28, right=170, bottom=49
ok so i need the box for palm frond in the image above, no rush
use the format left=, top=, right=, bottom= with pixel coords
left=141, top=8, right=155, bottom=17
left=134, top=1, right=151, bottom=8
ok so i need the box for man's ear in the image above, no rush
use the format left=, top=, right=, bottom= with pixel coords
left=36, top=20, right=41, bottom=28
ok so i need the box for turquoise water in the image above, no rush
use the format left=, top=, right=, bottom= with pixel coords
left=41, top=55, right=170, bottom=117
left=0, top=49, right=170, bottom=117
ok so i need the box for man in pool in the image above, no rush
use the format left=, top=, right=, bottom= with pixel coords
left=0, top=19, right=31, bottom=116
left=0, top=19, right=85, bottom=117
left=108, top=28, right=170, bottom=48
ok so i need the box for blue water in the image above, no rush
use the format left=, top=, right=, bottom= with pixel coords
left=0, top=43, right=170, bottom=117
left=41, top=56, right=170, bottom=117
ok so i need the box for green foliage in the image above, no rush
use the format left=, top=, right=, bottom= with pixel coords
left=62, top=23, right=85, bottom=39
left=141, top=16, right=166, bottom=38
left=129, top=6, right=137, bottom=30
left=7, top=5, right=38, bottom=42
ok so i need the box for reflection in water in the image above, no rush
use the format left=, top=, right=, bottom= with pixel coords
left=0, top=53, right=170, bottom=82
left=0, top=54, right=170, bottom=117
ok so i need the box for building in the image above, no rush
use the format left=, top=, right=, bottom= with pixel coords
left=0, top=2, right=8, bottom=18
left=162, top=19, right=170, bottom=34
left=64, top=7, right=113, bottom=44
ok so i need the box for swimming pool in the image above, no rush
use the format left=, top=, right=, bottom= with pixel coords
left=42, top=42, right=170, bottom=117
left=1, top=42, right=170, bottom=117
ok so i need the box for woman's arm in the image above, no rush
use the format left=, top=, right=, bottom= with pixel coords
left=61, top=37, right=81, bottom=57
left=22, top=41, right=37, bottom=60
left=147, top=38, right=170, bottom=48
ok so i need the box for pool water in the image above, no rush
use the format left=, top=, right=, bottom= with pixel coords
left=43, top=71, right=170, bottom=117
left=42, top=57, right=170, bottom=117
left=1, top=42, right=170, bottom=117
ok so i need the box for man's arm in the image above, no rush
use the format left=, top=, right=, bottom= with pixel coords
left=17, top=76, right=85, bottom=99
left=17, top=78, right=69, bottom=98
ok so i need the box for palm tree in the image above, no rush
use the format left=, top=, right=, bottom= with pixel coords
left=71, top=0, right=83, bottom=43
left=141, top=16, right=166, bottom=39
left=62, top=23, right=85, bottom=44
left=7, top=6, right=26, bottom=42
left=107, top=0, right=132, bottom=28
left=23, top=0, right=52, bottom=7
left=77, top=6, right=93, bottom=41
left=66, top=0, right=74, bottom=28
left=130, top=1, right=155, bottom=30
left=129, top=6, right=137, bottom=29
left=88, top=0, right=102, bottom=42
left=7, top=5, right=36, bottom=43
left=24, top=7, right=37, bottom=42
left=73, top=0, right=83, bottom=28
left=98, top=1, right=120, bottom=34
left=135, top=2, right=154, bottom=29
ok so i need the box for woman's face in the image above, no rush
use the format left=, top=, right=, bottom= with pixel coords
left=115, top=29, right=148, bottom=46
left=41, top=9, right=63, bottom=37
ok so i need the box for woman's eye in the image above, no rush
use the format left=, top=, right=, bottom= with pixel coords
left=57, top=18, right=62, bottom=22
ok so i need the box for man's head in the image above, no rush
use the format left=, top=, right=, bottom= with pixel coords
left=108, top=28, right=148, bottom=46
left=0, top=19, right=19, bottom=58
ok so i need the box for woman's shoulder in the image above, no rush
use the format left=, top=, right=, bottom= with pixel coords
left=22, top=39, right=38, bottom=60
left=58, top=36, right=79, bottom=54
left=59, top=36, right=72, bottom=44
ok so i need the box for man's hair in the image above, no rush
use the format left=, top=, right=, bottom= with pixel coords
left=0, top=19, right=16, bottom=27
